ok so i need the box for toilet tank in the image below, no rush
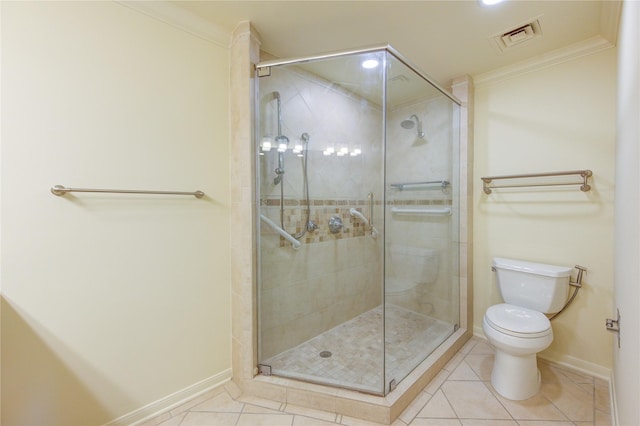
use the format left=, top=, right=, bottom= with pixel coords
left=493, top=257, right=572, bottom=313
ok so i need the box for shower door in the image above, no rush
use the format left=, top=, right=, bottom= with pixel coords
left=255, top=46, right=461, bottom=396
left=255, top=50, right=387, bottom=394
left=383, top=53, right=460, bottom=389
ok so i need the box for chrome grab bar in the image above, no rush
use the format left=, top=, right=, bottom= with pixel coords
left=349, top=208, right=378, bottom=238
left=51, top=185, right=205, bottom=199
left=367, top=192, right=374, bottom=233
left=259, top=214, right=301, bottom=249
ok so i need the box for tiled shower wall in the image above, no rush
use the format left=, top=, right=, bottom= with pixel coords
left=257, top=58, right=458, bottom=359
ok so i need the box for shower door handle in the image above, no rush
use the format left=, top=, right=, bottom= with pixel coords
left=367, top=192, right=374, bottom=233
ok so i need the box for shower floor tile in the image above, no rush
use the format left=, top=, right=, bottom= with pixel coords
left=262, top=304, right=454, bottom=393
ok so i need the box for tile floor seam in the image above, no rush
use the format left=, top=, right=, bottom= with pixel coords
left=400, top=391, right=431, bottom=424
left=461, top=359, right=481, bottom=381
left=433, top=368, right=453, bottom=393
left=174, top=412, right=185, bottom=426
left=549, top=381, right=594, bottom=423
left=539, top=389, right=573, bottom=423
left=592, top=381, right=597, bottom=424
left=438, top=383, right=461, bottom=420
left=481, top=380, right=517, bottom=422
left=240, top=411, right=296, bottom=425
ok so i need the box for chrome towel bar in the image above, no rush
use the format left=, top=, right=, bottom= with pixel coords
left=51, top=185, right=205, bottom=199
left=389, top=180, right=450, bottom=191
left=481, top=170, right=592, bottom=194
left=391, top=207, right=452, bottom=216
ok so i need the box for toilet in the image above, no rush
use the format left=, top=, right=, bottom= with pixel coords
left=385, top=246, right=439, bottom=311
left=482, top=257, right=572, bottom=400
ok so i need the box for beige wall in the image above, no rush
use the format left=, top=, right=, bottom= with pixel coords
left=473, top=48, right=617, bottom=376
left=1, top=2, right=230, bottom=425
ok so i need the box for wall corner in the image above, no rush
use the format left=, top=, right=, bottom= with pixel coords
left=229, top=21, right=261, bottom=388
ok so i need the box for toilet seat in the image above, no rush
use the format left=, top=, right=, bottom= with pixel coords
left=485, top=303, right=551, bottom=338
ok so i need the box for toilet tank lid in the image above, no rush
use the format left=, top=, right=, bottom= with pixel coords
left=493, top=257, right=572, bottom=278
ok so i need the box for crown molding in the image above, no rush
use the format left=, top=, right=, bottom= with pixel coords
left=473, top=35, right=614, bottom=86
left=600, top=0, right=623, bottom=45
left=116, top=1, right=231, bottom=48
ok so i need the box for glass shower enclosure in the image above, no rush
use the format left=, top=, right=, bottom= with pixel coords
left=256, top=45, right=460, bottom=396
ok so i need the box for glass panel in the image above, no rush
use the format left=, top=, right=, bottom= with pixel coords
left=256, top=51, right=386, bottom=394
left=384, top=52, right=460, bottom=389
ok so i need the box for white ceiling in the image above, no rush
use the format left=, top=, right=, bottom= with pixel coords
left=169, top=0, right=620, bottom=87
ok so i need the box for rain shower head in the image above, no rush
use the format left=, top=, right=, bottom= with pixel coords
left=401, top=118, right=415, bottom=129
left=401, top=114, right=425, bottom=138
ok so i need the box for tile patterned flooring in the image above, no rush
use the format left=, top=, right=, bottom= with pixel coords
left=142, top=337, right=612, bottom=426
left=264, top=305, right=453, bottom=393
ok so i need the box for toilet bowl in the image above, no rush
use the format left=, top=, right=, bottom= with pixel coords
left=483, top=258, right=572, bottom=400
left=482, top=303, right=553, bottom=400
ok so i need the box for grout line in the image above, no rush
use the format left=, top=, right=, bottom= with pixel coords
left=593, top=378, right=597, bottom=426
left=479, top=380, right=516, bottom=422
left=438, top=383, right=461, bottom=420
left=175, top=411, right=186, bottom=426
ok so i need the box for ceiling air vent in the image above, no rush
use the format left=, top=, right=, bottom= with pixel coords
left=491, top=17, right=543, bottom=53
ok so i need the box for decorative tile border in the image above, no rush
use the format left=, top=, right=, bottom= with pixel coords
left=260, top=198, right=452, bottom=247
left=260, top=198, right=452, bottom=207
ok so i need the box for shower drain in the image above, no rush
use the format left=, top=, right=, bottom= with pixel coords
left=319, top=350, right=332, bottom=358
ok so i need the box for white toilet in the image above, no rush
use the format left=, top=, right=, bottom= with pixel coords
left=482, top=257, right=572, bottom=400
left=385, top=245, right=439, bottom=311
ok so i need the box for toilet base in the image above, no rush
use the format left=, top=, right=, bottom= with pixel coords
left=491, top=350, right=541, bottom=400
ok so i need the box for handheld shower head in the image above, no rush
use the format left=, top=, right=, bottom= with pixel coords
left=275, top=134, right=290, bottom=148
left=400, top=114, right=425, bottom=138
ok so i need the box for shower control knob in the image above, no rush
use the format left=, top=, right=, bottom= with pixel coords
left=328, top=216, right=343, bottom=234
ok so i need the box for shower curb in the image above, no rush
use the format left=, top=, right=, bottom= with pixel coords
left=237, top=329, right=470, bottom=424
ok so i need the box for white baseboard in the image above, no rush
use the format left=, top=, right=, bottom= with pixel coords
left=537, top=351, right=611, bottom=381
left=103, top=368, right=232, bottom=426
left=472, top=327, right=612, bottom=380
left=610, top=371, right=619, bottom=426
